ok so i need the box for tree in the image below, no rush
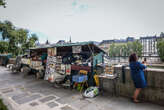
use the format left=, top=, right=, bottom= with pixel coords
left=157, top=39, right=164, bottom=62
left=25, top=34, right=39, bottom=49
left=0, top=21, right=15, bottom=40
left=0, top=0, right=6, bottom=8
left=0, top=20, right=38, bottom=56
left=126, top=42, right=133, bottom=56
left=131, top=40, right=142, bottom=57
left=109, top=43, right=116, bottom=57
left=108, top=41, right=142, bottom=57
left=0, top=41, right=8, bottom=53
left=121, top=44, right=128, bottom=56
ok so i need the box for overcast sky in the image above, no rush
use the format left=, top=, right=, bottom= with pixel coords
left=0, top=0, right=164, bottom=43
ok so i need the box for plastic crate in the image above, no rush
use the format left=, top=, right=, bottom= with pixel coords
left=72, top=75, right=88, bottom=83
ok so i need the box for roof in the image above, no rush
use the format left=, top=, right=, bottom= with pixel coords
left=30, top=41, right=106, bottom=53
left=50, top=41, right=94, bottom=47
left=30, top=44, right=51, bottom=50
left=31, top=41, right=95, bottom=49
left=140, top=36, right=157, bottom=39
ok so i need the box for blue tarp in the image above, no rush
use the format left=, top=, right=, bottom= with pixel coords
left=0, top=54, right=12, bottom=66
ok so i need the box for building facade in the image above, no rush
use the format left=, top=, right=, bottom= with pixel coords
left=140, top=36, right=158, bottom=56
left=140, top=34, right=164, bottom=57
left=99, top=33, right=164, bottom=57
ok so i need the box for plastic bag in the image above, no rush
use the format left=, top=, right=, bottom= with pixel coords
left=83, top=87, right=99, bottom=98
left=48, top=74, right=55, bottom=83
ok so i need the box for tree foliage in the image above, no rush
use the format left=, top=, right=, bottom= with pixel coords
left=0, top=0, right=6, bottom=8
left=109, top=40, right=142, bottom=57
left=157, top=38, right=164, bottom=62
left=0, top=20, right=38, bottom=56
left=0, top=41, right=8, bottom=53
left=0, top=99, right=8, bottom=110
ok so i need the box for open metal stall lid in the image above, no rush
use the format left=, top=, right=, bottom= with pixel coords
left=29, top=45, right=49, bottom=57
left=30, top=42, right=106, bottom=54
left=50, top=41, right=106, bottom=55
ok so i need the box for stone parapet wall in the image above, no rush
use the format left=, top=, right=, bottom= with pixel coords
left=109, top=57, right=161, bottom=64
left=101, top=66, right=164, bottom=105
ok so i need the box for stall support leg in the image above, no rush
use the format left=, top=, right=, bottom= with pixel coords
left=80, top=81, right=88, bottom=93
left=100, top=78, right=104, bottom=96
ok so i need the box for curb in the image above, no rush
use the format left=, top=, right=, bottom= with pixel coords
left=0, top=93, right=21, bottom=110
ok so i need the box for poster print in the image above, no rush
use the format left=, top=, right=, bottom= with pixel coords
left=48, top=48, right=56, bottom=56
left=72, top=46, right=81, bottom=53
left=21, top=58, right=31, bottom=65
left=65, top=64, right=71, bottom=75
left=44, top=56, right=57, bottom=82
left=60, top=64, right=66, bottom=74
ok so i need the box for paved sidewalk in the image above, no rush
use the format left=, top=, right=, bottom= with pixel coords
left=0, top=66, right=164, bottom=110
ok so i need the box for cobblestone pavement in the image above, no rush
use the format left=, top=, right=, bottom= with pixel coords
left=0, top=66, right=164, bottom=110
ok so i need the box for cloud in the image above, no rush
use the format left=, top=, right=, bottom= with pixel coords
left=67, top=0, right=88, bottom=16
left=72, top=0, right=77, bottom=7
left=79, top=4, right=88, bottom=12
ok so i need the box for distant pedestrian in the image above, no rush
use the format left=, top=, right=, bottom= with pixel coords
left=129, top=53, right=147, bottom=103
left=142, top=57, right=147, bottom=66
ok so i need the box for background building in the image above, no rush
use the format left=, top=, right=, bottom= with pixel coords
left=140, top=36, right=158, bottom=56
left=99, top=37, right=135, bottom=53
left=140, top=33, right=164, bottom=57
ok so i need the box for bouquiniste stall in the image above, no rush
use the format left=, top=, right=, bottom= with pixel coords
left=19, top=45, right=49, bottom=78
left=44, top=42, right=107, bottom=87
left=19, top=41, right=113, bottom=90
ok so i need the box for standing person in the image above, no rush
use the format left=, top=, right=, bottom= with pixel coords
left=142, top=57, right=147, bottom=65
left=129, top=53, right=147, bottom=103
